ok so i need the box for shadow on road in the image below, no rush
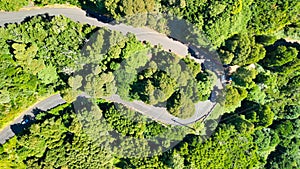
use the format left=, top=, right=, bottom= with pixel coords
left=10, top=107, right=44, bottom=135
left=84, top=8, right=115, bottom=24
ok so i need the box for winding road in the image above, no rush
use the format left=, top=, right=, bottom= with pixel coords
left=0, top=7, right=225, bottom=144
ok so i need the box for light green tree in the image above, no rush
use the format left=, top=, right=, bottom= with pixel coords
left=68, top=75, right=83, bottom=90
left=38, top=65, right=59, bottom=85
left=0, top=90, right=10, bottom=104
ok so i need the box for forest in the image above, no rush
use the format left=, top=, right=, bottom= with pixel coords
left=0, top=0, right=299, bottom=168
left=0, top=15, right=95, bottom=129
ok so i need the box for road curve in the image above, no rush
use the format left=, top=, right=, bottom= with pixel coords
left=0, top=7, right=225, bottom=143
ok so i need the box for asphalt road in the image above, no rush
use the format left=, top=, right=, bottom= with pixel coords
left=0, top=7, right=224, bottom=144
left=0, top=7, right=188, bottom=56
left=0, top=94, right=65, bottom=144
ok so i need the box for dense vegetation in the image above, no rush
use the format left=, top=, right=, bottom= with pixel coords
left=0, top=15, right=208, bottom=167
left=0, top=13, right=213, bottom=129
left=0, top=15, right=95, bottom=129
left=114, top=49, right=213, bottom=118
left=0, top=0, right=299, bottom=168
left=0, top=0, right=80, bottom=11
left=0, top=99, right=194, bottom=168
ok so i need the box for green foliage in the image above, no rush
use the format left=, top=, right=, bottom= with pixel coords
left=102, top=103, right=170, bottom=138
left=266, top=119, right=300, bottom=168
left=263, top=45, right=298, bottom=68
left=228, top=101, right=274, bottom=131
left=254, top=43, right=300, bottom=122
left=0, top=90, right=10, bottom=104
left=282, top=24, right=300, bottom=40
left=85, top=72, right=116, bottom=98
left=195, top=71, right=214, bottom=101
left=0, top=0, right=82, bottom=11
left=0, top=0, right=299, bottom=168
left=219, top=34, right=266, bottom=66
left=33, top=0, right=79, bottom=6
left=284, top=105, right=300, bottom=120
left=177, top=125, right=260, bottom=168
left=247, top=84, right=266, bottom=104
left=118, top=155, right=167, bottom=169
left=112, top=45, right=213, bottom=118
left=0, top=15, right=95, bottom=129
left=224, top=85, right=248, bottom=112
left=232, top=66, right=258, bottom=89
left=0, top=104, right=115, bottom=168
left=0, top=100, right=189, bottom=168
left=254, top=128, right=280, bottom=163
left=249, top=0, right=300, bottom=34
left=182, top=57, right=201, bottom=77
left=167, top=90, right=195, bottom=119
left=0, top=0, right=29, bottom=11
left=104, top=0, right=156, bottom=18
left=162, top=0, right=253, bottom=47
left=254, top=105, right=274, bottom=128
left=38, top=65, right=59, bottom=85
left=255, top=35, right=277, bottom=46
left=68, top=75, right=83, bottom=90
left=266, top=138, right=300, bottom=169
left=222, top=114, right=255, bottom=133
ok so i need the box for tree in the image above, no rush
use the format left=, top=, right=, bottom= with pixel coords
left=0, top=0, right=29, bottom=11
left=249, top=0, right=300, bottom=34
left=104, top=0, right=121, bottom=18
left=182, top=57, right=201, bottom=77
left=104, top=0, right=156, bottom=18
left=255, top=106, right=274, bottom=128
left=224, top=85, right=248, bottom=112
left=273, top=120, right=294, bottom=141
left=143, top=80, right=156, bottom=104
left=37, top=65, right=59, bottom=85
left=167, top=90, right=195, bottom=118
left=247, top=84, right=266, bottom=104
left=12, top=43, right=38, bottom=62
left=153, top=71, right=176, bottom=102
left=61, top=89, right=80, bottom=103
left=68, top=75, right=83, bottom=90
left=263, top=46, right=298, bottom=68
left=176, top=125, right=260, bottom=168
left=266, top=138, right=300, bottom=169
left=232, top=66, right=258, bottom=89
left=255, top=35, right=277, bottom=46
left=85, top=72, right=116, bottom=98
left=284, top=105, right=300, bottom=120
left=219, top=34, right=266, bottom=66
left=27, top=59, right=45, bottom=75
left=0, top=89, right=10, bottom=104
left=254, top=128, right=280, bottom=163
left=195, top=72, right=213, bottom=101
left=0, top=15, right=96, bottom=128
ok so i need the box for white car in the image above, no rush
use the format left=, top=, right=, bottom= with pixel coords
left=21, top=118, right=30, bottom=125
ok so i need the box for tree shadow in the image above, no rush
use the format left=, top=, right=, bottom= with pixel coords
left=77, top=0, right=115, bottom=24
left=3, top=13, right=54, bottom=28
left=10, top=107, right=43, bottom=135
left=84, top=8, right=115, bottom=24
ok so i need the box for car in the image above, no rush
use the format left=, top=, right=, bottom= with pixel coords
left=21, top=118, right=29, bottom=125
left=201, top=63, right=206, bottom=71
left=221, top=75, right=226, bottom=83
left=188, top=46, right=200, bottom=58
